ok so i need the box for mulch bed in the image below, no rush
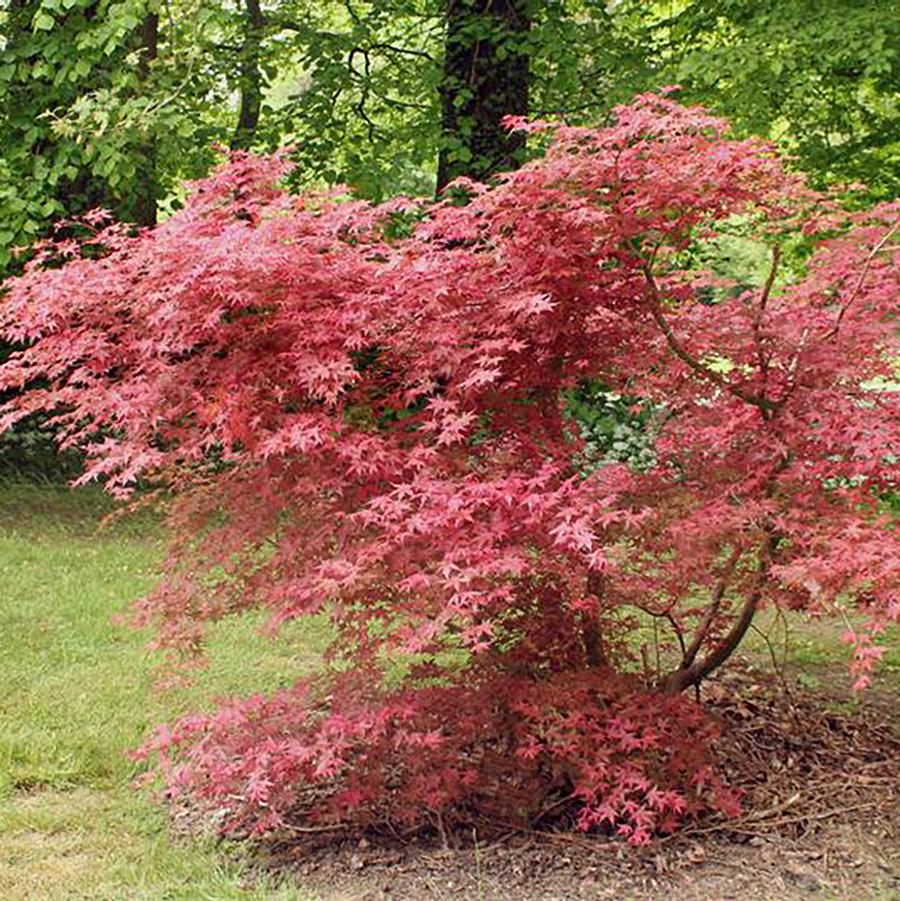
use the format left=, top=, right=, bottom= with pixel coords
left=183, top=661, right=900, bottom=899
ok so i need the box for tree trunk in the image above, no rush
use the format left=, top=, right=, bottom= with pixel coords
left=231, top=0, right=266, bottom=151
left=436, top=0, right=531, bottom=192
left=133, top=11, right=159, bottom=227
left=660, top=531, right=780, bottom=694
left=583, top=571, right=607, bottom=667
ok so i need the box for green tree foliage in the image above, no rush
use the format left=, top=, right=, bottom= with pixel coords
left=0, top=0, right=148, bottom=266
left=0, top=0, right=897, bottom=270
left=0, top=0, right=249, bottom=268
left=663, top=0, right=900, bottom=199
left=265, top=1, right=653, bottom=198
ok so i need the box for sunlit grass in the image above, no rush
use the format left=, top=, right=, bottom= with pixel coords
left=1, top=480, right=898, bottom=898
left=0, top=481, right=324, bottom=900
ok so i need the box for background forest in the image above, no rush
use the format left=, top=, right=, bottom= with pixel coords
left=4, top=0, right=899, bottom=481
left=2, top=0, right=899, bottom=270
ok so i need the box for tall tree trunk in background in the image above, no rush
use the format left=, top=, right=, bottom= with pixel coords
left=133, top=10, right=159, bottom=227
left=437, top=0, right=531, bottom=192
left=231, top=0, right=265, bottom=150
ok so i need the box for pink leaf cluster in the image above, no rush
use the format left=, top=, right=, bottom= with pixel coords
left=136, top=666, right=732, bottom=842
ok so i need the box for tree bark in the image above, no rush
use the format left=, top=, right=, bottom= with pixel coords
left=231, top=0, right=266, bottom=151
left=660, top=531, right=779, bottom=694
left=583, top=570, right=607, bottom=667
left=436, top=0, right=531, bottom=192
left=133, top=10, right=159, bottom=227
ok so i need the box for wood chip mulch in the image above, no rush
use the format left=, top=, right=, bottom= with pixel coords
left=238, top=663, right=900, bottom=899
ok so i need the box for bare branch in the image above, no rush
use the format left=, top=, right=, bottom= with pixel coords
left=583, top=570, right=607, bottom=667
left=368, top=42, right=434, bottom=62
left=679, top=545, right=743, bottom=671
left=752, top=244, right=781, bottom=394
left=664, top=611, right=688, bottom=660
left=348, top=47, right=376, bottom=141
left=758, top=244, right=781, bottom=315
left=641, top=262, right=775, bottom=413
left=661, top=531, right=778, bottom=694
left=775, top=326, right=810, bottom=408
left=823, top=219, right=899, bottom=340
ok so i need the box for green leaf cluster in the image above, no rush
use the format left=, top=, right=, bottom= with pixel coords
left=0, top=0, right=897, bottom=275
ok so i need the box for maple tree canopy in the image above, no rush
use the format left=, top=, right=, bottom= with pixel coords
left=2, top=95, right=898, bottom=843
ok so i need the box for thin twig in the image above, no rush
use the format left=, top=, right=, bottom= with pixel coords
left=680, top=546, right=743, bottom=671
left=661, top=530, right=778, bottom=694
left=750, top=620, right=795, bottom=707
left=641, top=262, right=775, bottom=413
left=672, top=800, right=882, bottom=841
left=823, top=219, right=899, bottom=340
left=753, top=244, right=781, bottom=400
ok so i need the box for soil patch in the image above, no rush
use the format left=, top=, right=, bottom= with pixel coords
left=246, top=663, right=900, bottom=899
left=268, top=823, right=898, bottom=900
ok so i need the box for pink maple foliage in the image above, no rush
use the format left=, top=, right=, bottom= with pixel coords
left=2, top=95, right=898, bottom=842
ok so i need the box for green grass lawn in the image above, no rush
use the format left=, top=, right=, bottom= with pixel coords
left=0, top=482, right=326, bottom=900
left=0, top=482, right=897, bottom=899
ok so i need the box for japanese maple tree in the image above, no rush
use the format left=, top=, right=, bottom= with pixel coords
left=2, top=94, right=898, bottom=844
